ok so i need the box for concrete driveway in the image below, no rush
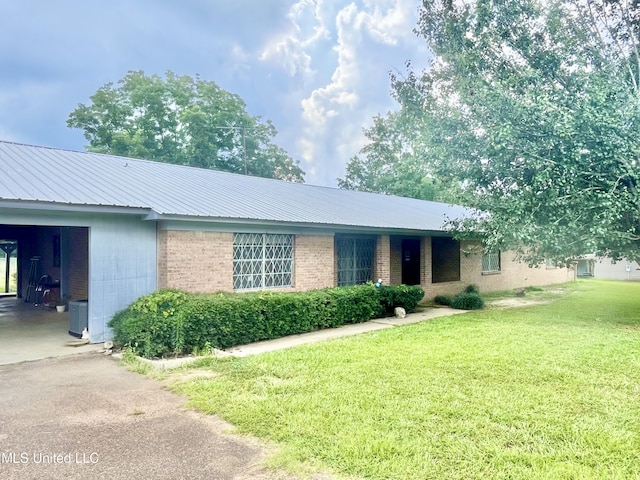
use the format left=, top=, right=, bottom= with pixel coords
left=0, top=353, right=297, bottom=480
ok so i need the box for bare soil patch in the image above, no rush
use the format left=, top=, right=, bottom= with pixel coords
left=487, top=297, right=553, bottom=308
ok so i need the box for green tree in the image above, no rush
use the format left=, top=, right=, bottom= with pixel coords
left=67, top=70, right=304, bottom=182
left=388, top=0, right=640, bottom=264
left=338, top=110, right=461, bottom=202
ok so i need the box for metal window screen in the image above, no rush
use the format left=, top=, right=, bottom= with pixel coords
left=482, top=251, right=500, bottom=273
left=233, top=233, right=293, bottom=290
left=336, top=236, right=375, bottom=286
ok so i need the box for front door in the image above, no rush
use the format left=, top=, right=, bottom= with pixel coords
left=401, top=239, right=421, bottom=285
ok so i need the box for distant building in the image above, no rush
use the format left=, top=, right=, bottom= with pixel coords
left=577, top=254, right=640, bottom=281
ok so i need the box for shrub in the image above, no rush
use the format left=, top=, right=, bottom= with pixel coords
left=128, top=289, right=190, bottom=316
left=464, top=284, right=480, bottom=294
left=109, top=289, right=189, bottom=358
left=450, top=292, right=485, bottom=310
left=433, top=295, right=452, bottom=306
left=109, top=283, right=395, bottom=357
left=376, top=285, right=425, bottom=316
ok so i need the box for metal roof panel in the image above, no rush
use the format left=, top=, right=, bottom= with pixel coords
left=0, top=141, right=474, bottom=231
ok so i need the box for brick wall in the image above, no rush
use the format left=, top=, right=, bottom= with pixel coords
left=421, top=236, right=432, bottom=286
left=374, top=235, right=391, bottom=284
left=294, top=235, right=335, bottom=290
left=36, top=227, right=60, bottom=282
left=423, top=240, right=574, bottom=298
left=389, top=236, right=402, bottom=285
left=463, top=241, right=574, bottom=292
left=68, top=227, right=88, bottom=300
left=157, top=230, right=573, bottom=297
left=157, top=230, right=234, bottom=293
left=158, top=230, right=335, bottom=293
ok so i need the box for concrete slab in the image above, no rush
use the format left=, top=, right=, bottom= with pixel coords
left=370, top=307, right=469, bottom=326
left=226, top=307, right=469, bottom=358
left=0, top=297, right=102, bottom=365
left=226, top=321, right=391, bottom=357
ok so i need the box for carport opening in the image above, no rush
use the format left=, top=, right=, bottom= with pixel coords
left=0, top=239, right=18, bottom=295
left=0, top=225, right=89, bottom=349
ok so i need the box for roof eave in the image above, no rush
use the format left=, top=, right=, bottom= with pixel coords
left=0, top=199, right=151, bottom=216
left=149, top=212, right=456, bottom=236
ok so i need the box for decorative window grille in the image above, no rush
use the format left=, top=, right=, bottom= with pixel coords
left=336, top=236, right=375, bottom=286
left=482, top=250, right=501, bottom=273
left=233, top=233, right=293, bottom=290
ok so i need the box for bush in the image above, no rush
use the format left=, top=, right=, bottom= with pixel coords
left=180, top=284, right=383, bottom=350
left=433, top=295, right=452, bottom=306
left=109, top=283, right=407, bottom=357
left=450, top=292, right=485, bottom=310
left=376, top=285, right=425, bottom=316
left=109, top=289, right=189, bottom=358
left=464, top=284, right=480, bottom=294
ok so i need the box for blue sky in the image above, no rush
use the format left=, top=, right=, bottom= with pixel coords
left=0, top=0, right=428, bottom=186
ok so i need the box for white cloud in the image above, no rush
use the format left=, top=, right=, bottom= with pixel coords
left=297, top=0, right=421, bottom=184
left=0, top=0, right=427, bottom=187
left=259, top=0, right=330, bottom=78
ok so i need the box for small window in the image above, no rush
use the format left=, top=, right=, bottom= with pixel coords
left=233, top=233, right=294, bottom=290
left=336, top=235, right=376, bottom=286
left=482, top=250, right=501, bottom=273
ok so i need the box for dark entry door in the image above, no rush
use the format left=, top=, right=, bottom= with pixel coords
left=401, top=239, right=421, bottom=285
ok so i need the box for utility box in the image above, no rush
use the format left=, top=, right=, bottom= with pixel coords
left=69, top=300, right=88, bottom=338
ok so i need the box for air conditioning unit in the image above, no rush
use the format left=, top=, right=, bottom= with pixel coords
left=69, top=300, right=88, bottom=338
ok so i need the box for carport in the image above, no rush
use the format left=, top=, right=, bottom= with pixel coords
left=0, top=223, right=100, bottom=363
left=0, top=142, right=159, bottom=351
left=0, top=207, right=157, bottom=347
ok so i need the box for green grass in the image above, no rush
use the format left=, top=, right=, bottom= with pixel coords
left=0, top=257, right=17, bottom=292
left=170, top=280, right=640, bottom=479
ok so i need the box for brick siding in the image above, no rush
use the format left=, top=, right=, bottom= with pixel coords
left=374, top=235, right=391, bottom=284
left=158, top=230, right=334, bottom=293
left=68, top=227, right=89, bottom=300
left=389, top=236, right=403, bottom=285
left=157, top=230, right=233, bottom=293
left=157, top=230, right=573, bottom=297
left=423, top=239, right=574, bottom=298
left=294, top=235, right=335, bottom=290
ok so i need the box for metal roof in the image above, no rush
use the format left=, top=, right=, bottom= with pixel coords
left=0, top=141, right=474, bottom=232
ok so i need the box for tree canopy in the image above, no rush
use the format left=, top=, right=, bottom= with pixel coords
left=67, top=71, right=304, bottom=182
left=338, top=111, right=460, bottom=202
left=347, top=0, right=640, bottom=264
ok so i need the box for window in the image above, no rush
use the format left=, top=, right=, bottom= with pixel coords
left=431, top=237, right=460, bottom=283
left=482, top=250, right=501, bottom=273
left=336, top=235, right=375, bottom=286
left=233, top=233, right=293, bottom=290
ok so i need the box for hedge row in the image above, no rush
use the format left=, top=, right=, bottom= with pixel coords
left=109, top=284, right=425, bottom=358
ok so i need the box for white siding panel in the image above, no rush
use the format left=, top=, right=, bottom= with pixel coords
left=88, top=216, right=157, bottom=342
left=593, top=257, right=640, bottom=281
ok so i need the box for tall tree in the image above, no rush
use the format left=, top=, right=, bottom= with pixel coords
left=339, top=110, right=462, bottom=202
left=67, top=71, right=304, bottom=182
left=389, top=0, right=640, bottom=264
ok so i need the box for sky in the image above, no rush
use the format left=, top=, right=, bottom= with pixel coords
left=0, top=0, right=429, bottom=187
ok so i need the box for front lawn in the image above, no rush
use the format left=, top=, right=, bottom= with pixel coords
left=170, top=281, right=640, bottom=479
